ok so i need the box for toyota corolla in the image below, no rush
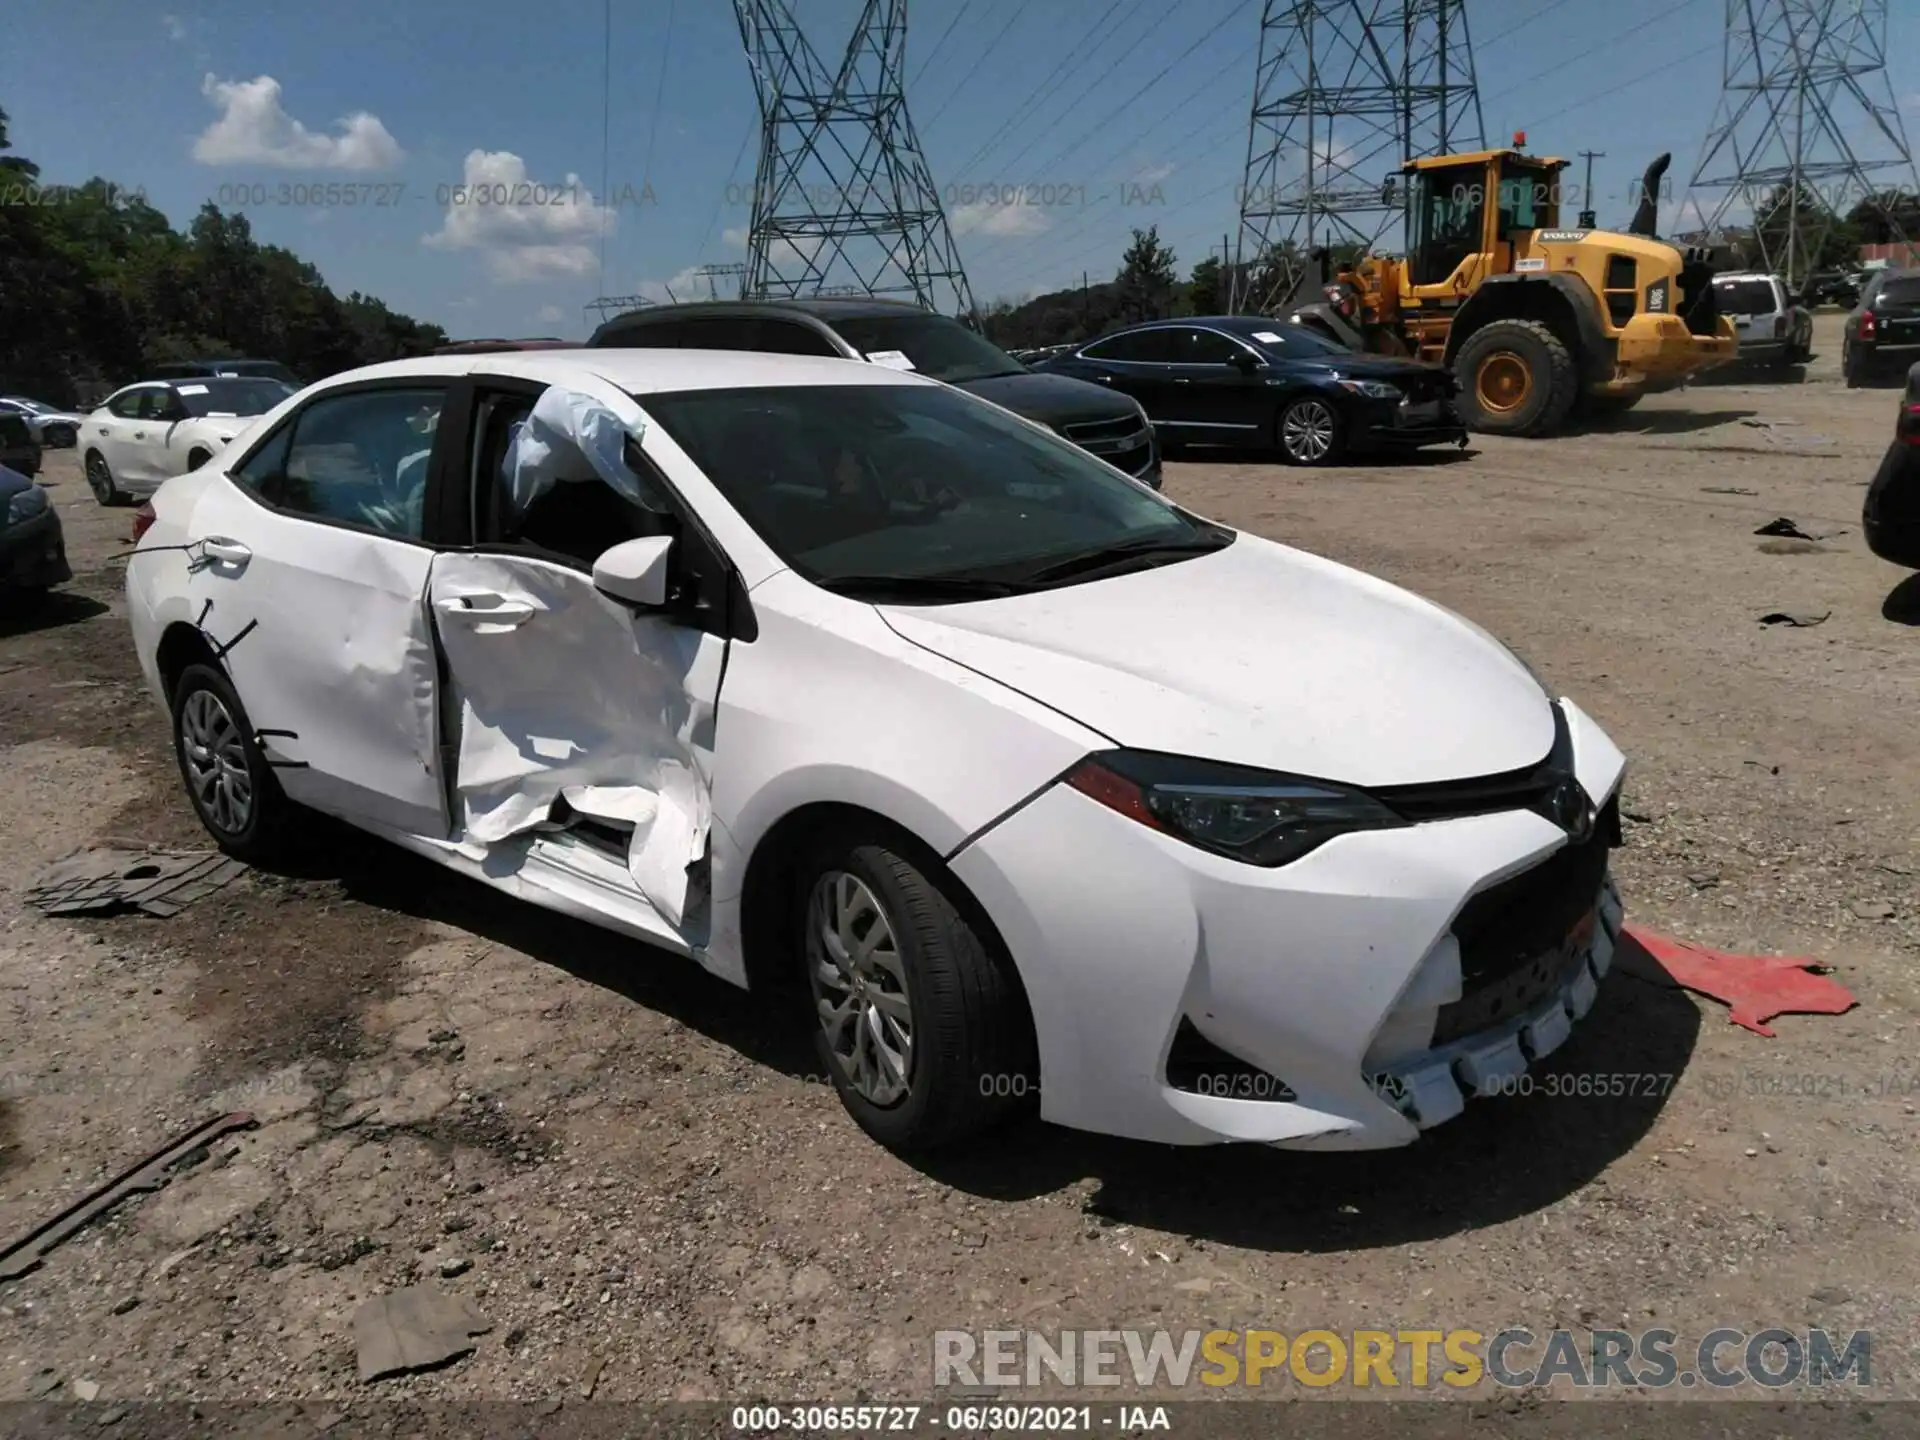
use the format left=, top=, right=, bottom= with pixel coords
left=126, top=348, right=1627, bottom=1155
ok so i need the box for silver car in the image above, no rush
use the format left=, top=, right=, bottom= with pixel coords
left=0, top=396, right=85, bottom=449
left=1712, top=273, right=1813, bottom=369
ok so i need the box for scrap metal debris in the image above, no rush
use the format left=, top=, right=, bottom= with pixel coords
left=1758, top=610, right=1830, bottom=627
left=354, top=1284, right=493, bottom=1382
left=1754, top=517, right=1847, bottom=541
left=0, top=1112, right=258, bottom=1283
left=26, top=846, right=245, bottom=918
left=1623, top=926, right=1855, bottom=1037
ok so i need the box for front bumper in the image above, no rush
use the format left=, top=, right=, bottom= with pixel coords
left=0, top=507, right=72, bottom=590
left=1350, top=396, right=1467, bottom=450
left=1614, top=314, right=1737, bottom=384
left=949, top=697, right=1629, bottom=1149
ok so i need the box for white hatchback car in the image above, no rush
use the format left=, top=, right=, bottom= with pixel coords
left=127, top=349, right=1629, bottom=1155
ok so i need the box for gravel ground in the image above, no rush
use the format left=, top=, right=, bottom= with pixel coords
left=1, top=312, right=1917, bottom=1418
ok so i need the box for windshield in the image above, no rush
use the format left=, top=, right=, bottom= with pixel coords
left=640, top=383, right=1227, bottom=591
left=1714, top=279, right=1778, bottom=316
left=177, top=378, right=293, bottom=417
left=829, top=314, right=1027, bottom=384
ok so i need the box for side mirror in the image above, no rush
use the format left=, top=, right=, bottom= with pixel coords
left=592, top=534, right=674, bottom=608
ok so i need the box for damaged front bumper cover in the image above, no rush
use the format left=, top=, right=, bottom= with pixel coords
left=1350, top=875, right=1626, bottom=1138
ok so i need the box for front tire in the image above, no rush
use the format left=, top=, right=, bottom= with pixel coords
left=84, top=451, right=129, bottom=506
left=1276, top=395, right=1345, bottom=466
left=1453, top=319, right=1579, bottom=436
left=796, top=834, right=1035, bottom=1154
left=170, top=662, right=293, bottom=863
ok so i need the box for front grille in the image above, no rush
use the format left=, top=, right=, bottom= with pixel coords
left=1164, top=1018, right=1296, bottom=1101
left=1062, top=414, right=1146, bottom=444
left=1430, top=798, right=1616, bottom=1045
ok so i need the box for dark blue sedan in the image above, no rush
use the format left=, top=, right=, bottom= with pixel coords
left=1030, top=315, right=1466, bottom=466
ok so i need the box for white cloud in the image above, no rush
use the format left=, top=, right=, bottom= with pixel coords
left=535, top=303, right=565, bottom=323
left=635, top=266, right=707, bottom=304
left=1130, top=160, right=1176, bottom=184
left=422, top=150, right=609, bottom=283
left=447, top=297, right=478, bottom=310
left=192, top=75, right=403, bottom=170
left=721, top=225, right=750, bottom=248
left=162, top=13, right=187, bottom=41
left=949, top=198, right=1052, bottom=238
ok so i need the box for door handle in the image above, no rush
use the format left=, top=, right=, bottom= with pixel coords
left=1092, top=374, right=1113, bottom=384
left=436, top=595, right=537, bottom=629
left=1172, top=377, right=1192, bottom=384
left=132, top=430, right=146, bottom=439
left=199, top=537, right=252, bottom=567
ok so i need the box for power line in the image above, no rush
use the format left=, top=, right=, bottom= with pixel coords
left=944, top=0, right=1135, bottom=181
left=910, top=0, right=978, bottom=90
left=986, top=0, right=1257, bottom=194
left=996, top=32, right=1729, bottom=303
left=922, top=0, right=1029, bottom=131
left=693, top=115, right=758, bottom=262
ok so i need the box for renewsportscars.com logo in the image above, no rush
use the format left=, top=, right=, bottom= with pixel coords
left=932, top=1327, right=1872, bottom=1391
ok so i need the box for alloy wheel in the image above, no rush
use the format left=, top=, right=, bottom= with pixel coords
left=179, top=688, right=254, bottom=836
left=806, top=870, right=914, bottom=1107
left=1282, top=400, right=1336, bottom=463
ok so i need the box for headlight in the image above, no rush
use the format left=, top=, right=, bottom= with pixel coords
left=6, top=485, right=48, bottom=525
left=1337, top=378, right=1402, bottom=400
left=1064, top=750, right=1407, bottom=867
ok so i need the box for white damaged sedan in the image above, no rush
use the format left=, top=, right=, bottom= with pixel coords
left=126, top=348, right=1627, bottom=1154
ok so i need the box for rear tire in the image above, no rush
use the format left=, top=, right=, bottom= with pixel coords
left=84, top=451, right=129, bottom=506
left=170, top=662, right=295, bottom=864
left=1453, top=319, right=1579, bottom=437
left=793, top=831, right=1036, bottom=1154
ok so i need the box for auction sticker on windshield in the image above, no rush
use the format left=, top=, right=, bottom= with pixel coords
left=1252, top=332, right=1285, bottom=344
left=866, top=350, right=916, bottom=370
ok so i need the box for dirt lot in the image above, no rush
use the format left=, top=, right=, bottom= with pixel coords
left=2, top=311, right=1918, bottom=1418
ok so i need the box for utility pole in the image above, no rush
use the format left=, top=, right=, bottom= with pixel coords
left=1577, top=149, right=1604, bottom=228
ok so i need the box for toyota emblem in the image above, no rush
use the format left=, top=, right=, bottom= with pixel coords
left=1548, top=778, right=1594, bottom=840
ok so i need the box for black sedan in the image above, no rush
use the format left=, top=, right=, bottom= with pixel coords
left=0, top=462, right=71, bottom=607
left=1028, top=315, right=1465, bottom=466
left=1864, top=362, right=1920, bottom=568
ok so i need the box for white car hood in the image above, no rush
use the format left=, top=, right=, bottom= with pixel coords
left=878, top=533, right=1555, bottom=787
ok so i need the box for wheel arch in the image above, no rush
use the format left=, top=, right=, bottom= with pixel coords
left=1446, top=274, right=1613, bottom=383
left=736, top=797, right=1033, bottom=1028
left=156, top=621, right=223, bottom=704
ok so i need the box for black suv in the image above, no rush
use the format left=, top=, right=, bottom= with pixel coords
left=587, top=299, right=1160, bottom=488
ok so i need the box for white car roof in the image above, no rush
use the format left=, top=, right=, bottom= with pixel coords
left=1714, top=273, right=1781, bottom=283
left=313, top=348, right=931, bottom=396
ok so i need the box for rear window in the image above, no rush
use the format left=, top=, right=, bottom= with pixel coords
left=1714, top=279, right=1778, bottom=315
left=1877, top=277, right=1920, bottom=305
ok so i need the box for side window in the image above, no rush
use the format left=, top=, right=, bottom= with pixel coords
left=1179, top=329, right=1244, bottom=364
left=248, top=387, right=446, bottom=540
left=754, top=320, right=839, bottom=356
left=106, top=389, right=146, bottom=419
left=231, top=423, right=294, bottom=490
left=1083, top=329, right=1174, bottom=363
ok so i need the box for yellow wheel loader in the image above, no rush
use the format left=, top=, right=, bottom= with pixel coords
left=1281, top=147, right=1738, bottom=436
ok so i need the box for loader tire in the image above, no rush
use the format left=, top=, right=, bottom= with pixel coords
left=1454, top=319, right=1580, bottom=437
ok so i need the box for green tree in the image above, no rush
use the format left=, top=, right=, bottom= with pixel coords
left=0, top=102, right=448, bottom=406
left=1186, top=254, right=1223, bottom=316
left=1114, top=226, right=1177, bottom=325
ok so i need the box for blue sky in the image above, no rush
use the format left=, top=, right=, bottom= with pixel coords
left=6, top=0, right=1919, bottom=339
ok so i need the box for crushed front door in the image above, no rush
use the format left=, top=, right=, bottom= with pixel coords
left=426, top=550, right=725, bottom=930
